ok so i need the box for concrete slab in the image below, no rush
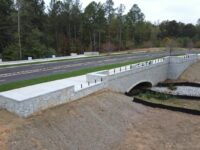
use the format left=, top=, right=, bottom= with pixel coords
left=0, top=75, right=88, bottom=101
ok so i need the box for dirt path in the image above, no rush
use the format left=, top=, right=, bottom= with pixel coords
left=0, top=91, right=199, bottom=150
left=179, top=60, right=200, bottom=82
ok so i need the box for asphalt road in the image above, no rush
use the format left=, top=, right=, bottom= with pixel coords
left=0, top=50, right=196, bottom=84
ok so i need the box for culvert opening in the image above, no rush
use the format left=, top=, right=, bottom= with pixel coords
left=125, top=82, right=152, bottom=96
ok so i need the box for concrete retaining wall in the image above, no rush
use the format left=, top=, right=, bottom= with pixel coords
left=0, top=86, right=74, bottom=117
left=0, top=82, right=107, bottom=117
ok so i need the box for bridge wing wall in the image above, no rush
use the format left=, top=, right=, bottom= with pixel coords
left=168, top=54, right=198, bottom=79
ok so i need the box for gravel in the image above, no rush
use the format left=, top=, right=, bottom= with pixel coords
left=151, top=86, right=200, bottom=97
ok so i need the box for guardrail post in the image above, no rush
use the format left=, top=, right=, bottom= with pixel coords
left=81, top=84, right=83, bottom=89
left=88, top=82, right=90, bottom=86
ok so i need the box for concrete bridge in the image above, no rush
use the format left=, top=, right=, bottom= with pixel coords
left=87, top=54, right=198, bottom=93
left=0, top=54, right=198, bottom=117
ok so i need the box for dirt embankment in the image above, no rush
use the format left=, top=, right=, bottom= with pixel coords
left=179, top=60, right=200, bottom=82
left=0, top=91, right=200, bottom=150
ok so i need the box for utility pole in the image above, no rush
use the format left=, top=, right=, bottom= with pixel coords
left=17, top=0, right=22, bottom=60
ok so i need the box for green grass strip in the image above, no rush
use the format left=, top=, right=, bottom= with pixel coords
left=0, top=59, right=153, bottom=92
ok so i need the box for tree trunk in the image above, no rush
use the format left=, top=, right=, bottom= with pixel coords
left=98, top=31, right=101, bottom=52
left=119, top=26, right=122, bottom=51
left=74, top=25, right=77, bottom=51
left=90, top=31, right=92, bottom=51
left=17, top=3, right=22, bottom=60
left=93, top=32, right=96, bottom=51
left=68, top=24, right=72, bottom=53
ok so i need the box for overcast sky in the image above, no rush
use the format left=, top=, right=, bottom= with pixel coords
left=44, top=0, right=200, bottom=24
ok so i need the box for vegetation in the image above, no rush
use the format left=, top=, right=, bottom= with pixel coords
left=137, top=92, right=200, bottom=111
left=1, top=0, right=200, bottom=61
left=138, top=91, right=173, bottom=100
left=0, top=59, right=150, bottom=92
left=167, top=84, right=177, bottom=91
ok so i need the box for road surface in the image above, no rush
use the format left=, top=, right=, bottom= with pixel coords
left=0, top=50, right=196, bottom=84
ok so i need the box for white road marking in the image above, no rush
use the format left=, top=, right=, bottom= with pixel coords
left=0, top=62, right=89, bottom=78
left=0, top=55, right=151, bottom=78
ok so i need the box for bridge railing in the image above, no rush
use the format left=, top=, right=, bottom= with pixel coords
left=109, top=57, right=166, bottom=75
left=170, top=54, right=198, bottom=63
left=75, top=77, right=104, bottom=91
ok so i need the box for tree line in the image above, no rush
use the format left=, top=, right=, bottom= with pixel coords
left=1, top=0, right=200, bottom=60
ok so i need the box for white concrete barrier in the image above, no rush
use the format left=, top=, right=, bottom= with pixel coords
left=28, top=57, right=32, bottom=61
left=70, top=53, right=78, bottom=56
left=84, top=52, right=99, bottom=56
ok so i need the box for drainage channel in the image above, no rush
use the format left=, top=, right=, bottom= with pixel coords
left=126, top=82, right=200, bottom=116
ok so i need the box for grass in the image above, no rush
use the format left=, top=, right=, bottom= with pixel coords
left=136, top=92, right=200, bottom=111
left=0, top=59, right=151, bottom=92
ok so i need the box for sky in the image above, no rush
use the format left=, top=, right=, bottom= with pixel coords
left=44, top=0, right=200, bottom=24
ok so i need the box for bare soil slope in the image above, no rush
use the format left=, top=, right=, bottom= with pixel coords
left=179, top=60, right=200, bottom=82
left=0, top=91, right=199, bottom=150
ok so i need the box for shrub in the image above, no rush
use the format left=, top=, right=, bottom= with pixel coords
left=168, top=84, right=177, bottom=91
left=2, top=43, right=20, bottom=61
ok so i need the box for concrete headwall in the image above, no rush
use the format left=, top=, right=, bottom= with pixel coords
left=105, top=54, right=197, bottom=93
left=107, top=59, right=169, bottom=93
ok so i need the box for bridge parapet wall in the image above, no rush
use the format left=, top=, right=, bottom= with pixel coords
left=168, top=54, right=198, bottom=79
